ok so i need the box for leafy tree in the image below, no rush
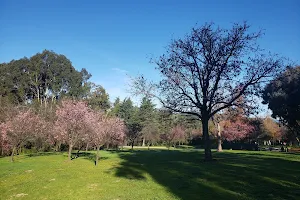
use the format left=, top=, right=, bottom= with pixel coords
left=115, top=98, right=142, bottom=149
left=262, top=117, right=283, bottom=144
left=262, top=66, right=300, bottom=137
left=87, top=84, right=110, bottom=111
left=133, top=22, right=285, bottom=160
left=0, top=50, right=91, bottom=104
left=138, top=97, right=156, bottom=146
left=141, top=122, right=160, bottom=150
left=126, top=109, right=143, bottom=149
left=248, top=118, right=264, bottom=141
left=111, top=97, right=121, bottom=116
left=118, top=98, right=134, bottom=121
left=0, top=58, right=30, bottom=103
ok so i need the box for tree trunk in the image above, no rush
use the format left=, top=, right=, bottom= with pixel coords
left=11, top=147, right=16, bottom=162
left=142, top=137, right=145, bottom=146
left=85, top=143, right=89, bottom=151
left=36, top=85, right=40, bottom=103
left=51, top=96, right=55, bottom=111
left=217, top=123, right=222, bottom=152
left=148, top=144, right=150, bottom=150
left=68, top=144, right=73, bottom=160
left=202, top=116, right=212, bottom=161
left=58, top=143, right=61, bottom=152
left=131, top=142, right=134, bottom=150
left=44, top=97, right=47, bottom=109
left=40, top=94, right=43, bottom=106
left=95, top=146, right=100, bottom=166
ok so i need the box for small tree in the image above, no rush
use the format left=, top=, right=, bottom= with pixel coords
left=141, top=122, right=160, bottom=150
left=0, top=123, right=10, bottom=156
left=161, top=125, right=186, bottom=149
left=126, top=122, right=142, bottom=150
left=90, top=112, right=125, bottom=165
left=55, top=100, right=93, bottom=160
left=0, top=109, right=46, bottom=162
left=138, top=97, right=156, bottom=146
left=263, top=117, right=283, bottom=145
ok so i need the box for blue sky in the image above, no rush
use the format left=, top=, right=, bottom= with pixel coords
left=0, top=0, right=299, bottom=104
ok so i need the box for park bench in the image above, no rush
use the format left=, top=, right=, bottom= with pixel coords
left=289, top=148, right=300, bottom=153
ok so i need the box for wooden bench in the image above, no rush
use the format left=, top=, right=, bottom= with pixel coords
left=289, top=148, right=300, bottom=153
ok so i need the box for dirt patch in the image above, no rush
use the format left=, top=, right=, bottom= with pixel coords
left=88, top=183, right=98, bottom=190
left=14, top=193, right=28, bottom=197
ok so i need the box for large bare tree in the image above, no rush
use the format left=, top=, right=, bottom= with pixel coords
left=132, top=22, right=285, bottom=160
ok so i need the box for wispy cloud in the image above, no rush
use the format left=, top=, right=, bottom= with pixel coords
left=111, top=67, right=128, bottom=74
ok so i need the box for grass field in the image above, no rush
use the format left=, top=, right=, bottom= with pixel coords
left=0, top=149, right=300, bottom=200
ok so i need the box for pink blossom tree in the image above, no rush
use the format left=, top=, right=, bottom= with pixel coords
left=0, top=109, right=46, bottom=162
left=221, top=118, right=254, bottom=141
left=55, top=100, right=94, bottom=160
left=0, top=123, right=10, bottom=156
left=90, top=112, right=125, bottom=165
left=161, top=125, right=186, bottom=149
left=104, top=117, right=125, bottom=148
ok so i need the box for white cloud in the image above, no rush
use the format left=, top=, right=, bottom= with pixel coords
left=111, top=67, right=129, bottom=74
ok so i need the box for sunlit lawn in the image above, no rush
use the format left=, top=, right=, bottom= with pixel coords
left=0, top=149, right=300, bottom=200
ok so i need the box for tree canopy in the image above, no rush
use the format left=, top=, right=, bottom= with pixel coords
left=262, top=66, right=300, bottom=136
left=0, top=50, right=91, bottom=104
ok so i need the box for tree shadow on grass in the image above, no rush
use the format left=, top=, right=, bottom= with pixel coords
left=113, top=150, right=300, bottom=200
left=26, top=151, right=63, bottom=157
left=70, top=151, right=109, bottom=165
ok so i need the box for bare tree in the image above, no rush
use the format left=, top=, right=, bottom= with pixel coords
left=132, top=22, right=285, bottom=160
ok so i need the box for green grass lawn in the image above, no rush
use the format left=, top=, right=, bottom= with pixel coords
left=0, top=149, right=300, bottom=200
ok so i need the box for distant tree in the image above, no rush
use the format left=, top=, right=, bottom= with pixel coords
left=132, top=22, right=285, bottom=160
left=248, top=118, right=264, bottom=141
left=221, top=118, right=254, bottom=142
left=161, top=125, right=186, bottom=149
left=141, top=121, right=160, bottom=150
left=262, top=66, right=300, bottom=138
left=0, top=58, right=30, bottom=103
left=262, top=117, right=283, bottom=144
left=118, top=98, right=134, bottom=120
left=0, top=50, right=91, bottom=104
left=116, top=98, right=143, bottom=149
left=211, top=98, right=249, bottom=151
left=138, top=97, right=156, bottom=146
left=111, top=97, right=121, bottom=117
left=126, top=109, right=143, bottom=149
left=87, top=84, right=110, bottom=111
left=157, top=109, right=173, bottom=143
